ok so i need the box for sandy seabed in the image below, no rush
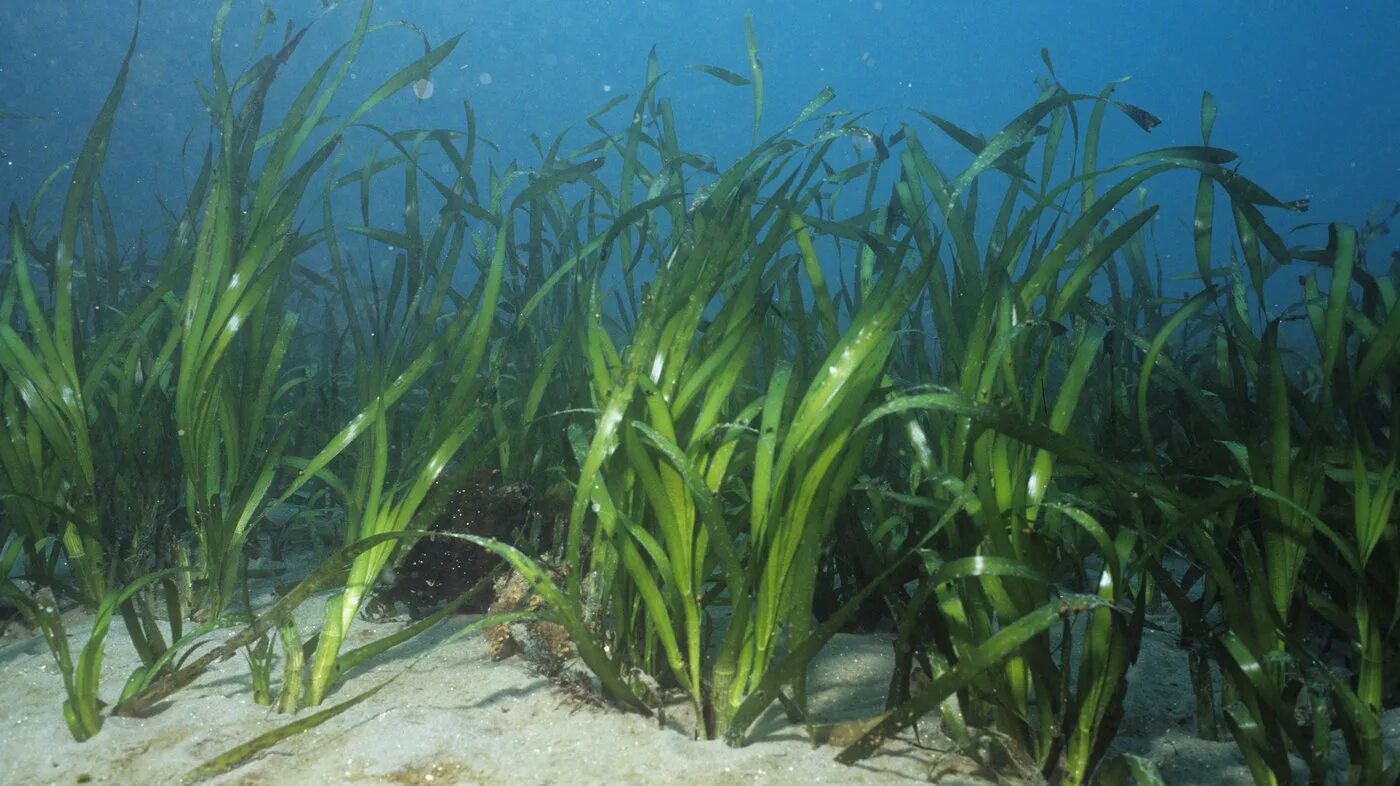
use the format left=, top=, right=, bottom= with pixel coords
left=2, top=559, right=1397, bottom=786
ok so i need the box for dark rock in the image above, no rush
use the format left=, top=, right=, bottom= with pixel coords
left=378, top=470, right=551, bottom=619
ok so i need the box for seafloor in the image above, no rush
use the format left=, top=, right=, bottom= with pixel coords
left=4, top=546, right=1394, bottom=785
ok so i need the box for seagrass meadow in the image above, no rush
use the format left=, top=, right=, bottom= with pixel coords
left=1, top=1, right=1398, bottom=784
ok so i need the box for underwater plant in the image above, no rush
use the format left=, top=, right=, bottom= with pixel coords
left=825, top=75, right=1308, bottom=783
left=0, top=10, right=142, bottom=610
left=171, top=0, right=461, bottom=619
left=1, top=3, right=1395, bottom=785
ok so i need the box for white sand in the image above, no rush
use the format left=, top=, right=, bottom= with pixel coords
left=1, top=568, right=1395, bottom=785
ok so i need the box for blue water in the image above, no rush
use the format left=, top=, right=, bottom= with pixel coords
left=2, top=0, right=1396, bottom=285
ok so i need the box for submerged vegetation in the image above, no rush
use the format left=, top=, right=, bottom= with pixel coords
left=2, top=2, right=1397, bottom=783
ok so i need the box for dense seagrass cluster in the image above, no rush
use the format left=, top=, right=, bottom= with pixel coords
left=1, top=2, right=1397, bottom=784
